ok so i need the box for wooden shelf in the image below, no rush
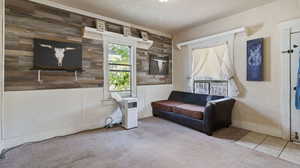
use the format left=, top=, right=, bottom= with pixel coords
left=82, top=27, right=154, bottom=50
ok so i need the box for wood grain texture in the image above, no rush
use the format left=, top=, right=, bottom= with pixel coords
left=5, top=0, right=172, bottom=91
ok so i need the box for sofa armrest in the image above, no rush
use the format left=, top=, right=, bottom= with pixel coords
left=209, top=98, right=236, bottom=115
left=202, top=104, right=215, bottom=134
left=209, top=97, right=235, bottom=105
left=203, top=98, right=236, bottom=134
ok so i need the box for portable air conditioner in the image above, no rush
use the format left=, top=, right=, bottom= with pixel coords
left=111, top=93, right=138, bottom=130
left=120, top=97, right=138, bottom=129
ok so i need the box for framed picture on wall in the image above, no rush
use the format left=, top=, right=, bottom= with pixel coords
left=33, top=39, right=82, bottom=71
left=149, top=55, right=169, bottom=75
left=247, top=38, right=264, bottom=81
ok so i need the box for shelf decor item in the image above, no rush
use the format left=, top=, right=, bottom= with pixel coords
left=96, top=19, right=106, bottom=32
left=141, top=31, right=149, bottom=41
left=247, top=38, right=264, bottom=81
left=123, top=26, right=131, bottom=37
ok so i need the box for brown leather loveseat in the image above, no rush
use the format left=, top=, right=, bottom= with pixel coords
left=151, top=91, right=236, bottom=135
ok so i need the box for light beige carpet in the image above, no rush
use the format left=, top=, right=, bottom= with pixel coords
left=0, top=117, right=298, bottom=168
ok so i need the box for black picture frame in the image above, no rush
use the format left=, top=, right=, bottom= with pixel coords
left=33, top=39, right=82, bottom=72
left=149, top=55, right=169, bottom=75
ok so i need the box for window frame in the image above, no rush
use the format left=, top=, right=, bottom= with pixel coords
left=108, top=44, right=132, bottom=93
left=103, top=36, right=137, bottom=99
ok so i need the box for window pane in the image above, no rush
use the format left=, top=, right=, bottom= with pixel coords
left=109, top=71, right=131, bottom=92
left=108, top=43, right=131, bottom=65
left=107, top=43, right=132, bottom=96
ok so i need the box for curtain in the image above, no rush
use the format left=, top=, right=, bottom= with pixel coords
left=191, top=44, right=239, bottom=97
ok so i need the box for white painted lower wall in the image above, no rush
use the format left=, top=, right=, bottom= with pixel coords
left=3, top=84, right=173, bottom=149
left=0, top=142, right=4, bottom=153
left=173, top=0, right=300, bottom=139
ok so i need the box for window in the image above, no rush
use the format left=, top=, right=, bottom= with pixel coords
left=108, top=43, right=132, bottom=96
left=189, top=43, right=239, bottom=97
left=103, top=37, right=137, bottom=99
left=191, top=45, right=229, bottom=96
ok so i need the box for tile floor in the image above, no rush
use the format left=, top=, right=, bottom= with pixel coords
left=235, top=131, right=300, bottom=165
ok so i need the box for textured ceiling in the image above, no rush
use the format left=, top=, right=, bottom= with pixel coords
left=49, top=0, right=276, bottom=35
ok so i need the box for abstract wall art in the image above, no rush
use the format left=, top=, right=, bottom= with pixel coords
left=247, top=38, right=264, bottom=81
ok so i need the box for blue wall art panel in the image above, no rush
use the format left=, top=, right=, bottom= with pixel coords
left=247, top=38, right=264, bottom=81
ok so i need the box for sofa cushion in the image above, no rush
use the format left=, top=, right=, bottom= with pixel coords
left=184, top=94, right=208, bottom=106
left=168, top=91, right=208, bottom=106
left=151, top=100, right=184, bottom=112
left=173, top=104, right=205, bottom=120
left=168, top=91, right=194, bottom=102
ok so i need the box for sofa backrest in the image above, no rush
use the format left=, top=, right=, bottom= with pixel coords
left=168, top=91, right=225, bottom=106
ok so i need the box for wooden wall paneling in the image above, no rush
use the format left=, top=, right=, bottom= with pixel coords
left=5, top=0, right=172, bottom=91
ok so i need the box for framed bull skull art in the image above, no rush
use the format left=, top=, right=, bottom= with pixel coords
left=33, top=39, right=82, bottom=71
left=149, top=54, right=169, bottom=75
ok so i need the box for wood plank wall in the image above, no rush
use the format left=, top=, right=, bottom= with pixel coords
left=5, top=0, right=172, bottom=91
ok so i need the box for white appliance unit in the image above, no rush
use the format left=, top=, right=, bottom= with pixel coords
left=111, top=93, right=138, bottom=130
left=121, top=97, right=138, bottom=129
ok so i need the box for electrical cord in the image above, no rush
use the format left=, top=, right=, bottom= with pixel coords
left=0, top=133, right=76, bottom=160
left=0, top=116, right=121, bottom=160
left=104, top=117, right=113, bottom=128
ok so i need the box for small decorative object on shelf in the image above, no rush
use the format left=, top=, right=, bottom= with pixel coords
left=123, top=26, right=131, bottom=37
left=96, top=19, right=106, bottom=32
left=141, top=31, right=149, bottom=41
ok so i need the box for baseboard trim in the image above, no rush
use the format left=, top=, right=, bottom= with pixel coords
left=232, top=120, right=283, bottom=138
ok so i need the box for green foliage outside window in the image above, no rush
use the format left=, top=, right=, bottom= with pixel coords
left=109, top=44, right=130, bottom=64
left=108, top=44, right=131, bottom=91
left=109, top=71, right=130, bottom=91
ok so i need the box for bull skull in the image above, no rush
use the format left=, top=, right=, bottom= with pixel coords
left=40, top=44, right=76, bottom=67
left=153, top=59, right=168, bottom=73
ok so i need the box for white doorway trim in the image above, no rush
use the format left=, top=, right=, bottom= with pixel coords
left=0, top=0, right=4, bottom=153
left=279, top=18, right=300, bottom=141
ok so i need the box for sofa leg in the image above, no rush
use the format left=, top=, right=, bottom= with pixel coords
left=225, top=123, right=231, bottom=128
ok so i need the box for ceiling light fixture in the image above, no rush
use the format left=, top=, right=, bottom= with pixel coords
left=159, top=0, right=168, bottom=3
